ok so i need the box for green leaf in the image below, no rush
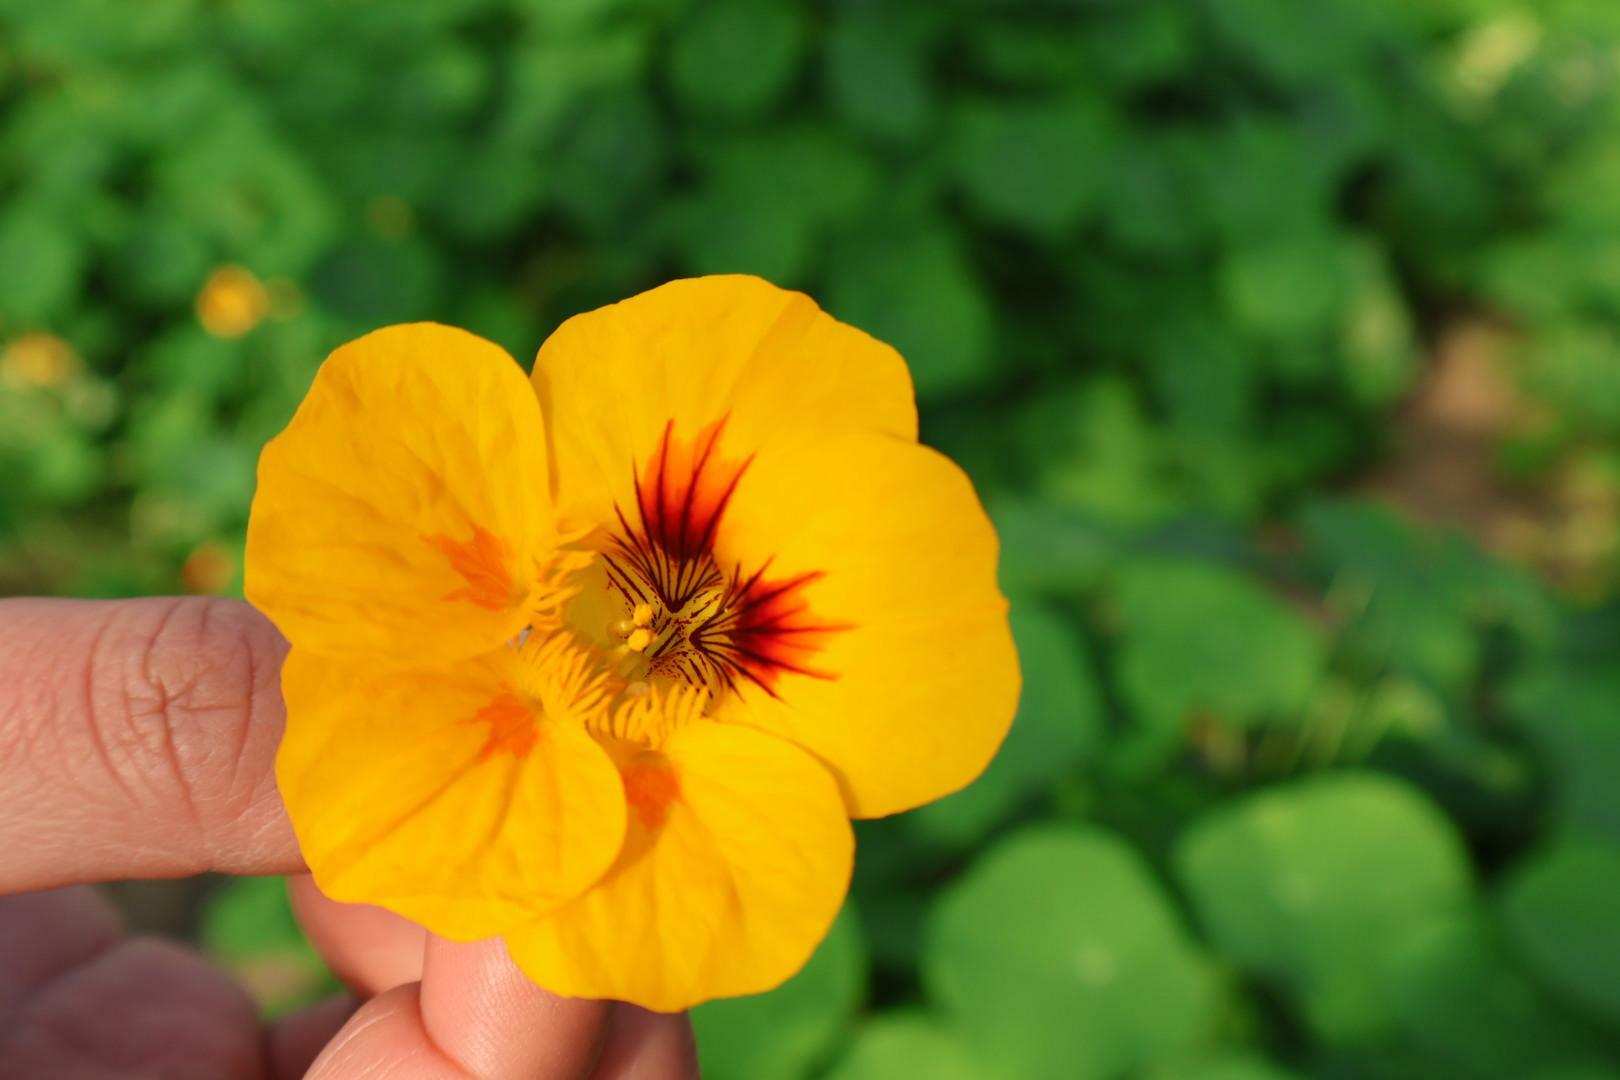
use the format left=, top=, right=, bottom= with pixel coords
left=824, top=9, right=936, bottom=143
left=1206, top=0, right=1369, bottom=86
left=692, top=905, right=866, bottom=1080
left=200, top=877, right=337, bottom=1017
left=671, top=128, right=876, bottom=283
left=824, top=1014, right=989, bottom=1080
left=1086, top=0, right=1196, bottom=90
left=1100, top=131, right=1206, bottom=259
left=950, top=94, right=1117, bottom=234
left=1508, top=664, right=1620, bottom=846
left=667, top=0, right=805, bottom=118
left=1501, top=838, right=1620, bottom=1026
left=1175, top=773, right=1475, bottom=1044
left=824, top=227, right=993, bottom=398
left=926, top=826, right=1223, bottom=1079
left=911, top=604, right=1102, bottom=848
left=1389, top=912, right=1613, bottom=1076
left=1022, top=378, right=1178, bottom=526
left=990, top=498, right=1120, bottom=597
left=0, top=209, right=83, bottom=324
left=550, top=93, right=668, bottom=232
left=1340, top=238, right=1418, bottom=403
left=1298, top=499, right=1485, bottom=694
left=1109, top=557, right=1324, bottom=760
left=1196, top=120, right=1333, bottom=244
left=1219, top=231, right=1353, bottom=345
left=1150, top=1057, right=1301, bottom=1080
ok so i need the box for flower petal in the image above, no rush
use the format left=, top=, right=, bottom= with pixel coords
left=277, top=646, right=626, bottom=939
left=503, top=720, right=853, bottom=1011
left=247, top=323, right=551, bottom=663
left=713, top=428, right=1020, bottom=819
left=530, top=275, right=917, bottom=530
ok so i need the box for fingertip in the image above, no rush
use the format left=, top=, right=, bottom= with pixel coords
left=305, top=937, right=615, bottom=1080
left=591, top=1004, right=699, bottom=1080
left=420, top=935, right=611, bottom=1078
left=0, top=886, right=122, bottom=1019
left=267, top=993, right=359, bottom=1080
left=289, top=873, right=427, bottom=997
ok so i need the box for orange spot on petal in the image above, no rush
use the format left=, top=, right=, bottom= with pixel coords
left=425, top=526, right=516, bottom=611
left=622, top=757, right=681, bottom=829
left=472, top=691, right=539, bottom=760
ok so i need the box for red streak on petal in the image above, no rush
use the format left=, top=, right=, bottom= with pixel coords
left=622, top=420, right=751, bottom=609
left=718, top=568, right=852, bottom=696
left=622, top=757, right=681, bottom=829
left=472, top=691, right=538, bottom=760
left=425, top=526, right=514, bottom=611
left=613, top=417, right=853, bottom=697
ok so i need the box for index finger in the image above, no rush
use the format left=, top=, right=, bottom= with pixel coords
left=0, top=597, right=301, bottom=892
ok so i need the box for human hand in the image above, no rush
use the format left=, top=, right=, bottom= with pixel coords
left=0, top=596, right=698, bottom=1078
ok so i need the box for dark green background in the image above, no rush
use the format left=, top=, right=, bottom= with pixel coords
left=3, top=0, right=1619, bottom=1076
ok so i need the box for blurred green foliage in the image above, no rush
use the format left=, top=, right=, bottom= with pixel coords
left=2, top=0, right=1618, bottom=1075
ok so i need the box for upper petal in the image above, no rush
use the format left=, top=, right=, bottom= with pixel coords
left=246, top=323, right=551, bottom=663
left=277, top=645, right=626, bottom=940
left=712, top=428, right=1020, bottom=819
left=530, top=275, right=917, bottom=529
left=502, top=719, right=853, bottom=1011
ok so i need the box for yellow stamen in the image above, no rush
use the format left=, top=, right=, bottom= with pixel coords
left=626, top=628, right=653, bottom=653
left=591, top=683, right=709, bottom=749
left=633, top=603, right=654, bottom=627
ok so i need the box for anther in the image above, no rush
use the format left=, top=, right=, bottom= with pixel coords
left=627, top=628, right=653, bottom=653
left=633, top=603, right=654, bottom=628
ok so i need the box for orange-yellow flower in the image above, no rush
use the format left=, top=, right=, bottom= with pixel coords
left=1, top=331, right=77, bottom=387
left=196, top=265, right=270, bottom=339
left=245, top=275, right=1019, bottom=1011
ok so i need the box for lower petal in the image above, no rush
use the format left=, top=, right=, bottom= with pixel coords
left=277, top=648, right=626, bottom=940
left=502, top=721, right=853, bottom=1012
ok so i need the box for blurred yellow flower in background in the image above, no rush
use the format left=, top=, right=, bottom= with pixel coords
left=245, top=276, right=1019, bottom=1010
left=1, top=331, right=77, bottom=388
left=196, top=265, right=271, bottom=339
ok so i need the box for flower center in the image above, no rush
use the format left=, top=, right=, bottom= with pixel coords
left=563, top=419, right=848, bottom=707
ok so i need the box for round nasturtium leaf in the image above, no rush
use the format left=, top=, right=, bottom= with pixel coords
left=692, top=905, right=867, bottom=1080
left=667, top=0, right=805, bottom=118
left=1218, top=231, right=1353, bottom=344
left=948, top=93, right=1117, bottom=235
left=1107, top=556, right=1324, bottom=770
left=0, top=209, right=83, bottom=325
left=926, top=825, right=1223, bottom=1080
left=824, top=1013, right=989, bottom=1080
left=824, top=8, right=936, bottom=143
left=1150, top=1057, right=1301, bottom=1080
left=1501, top=837, right=1620, bottom=1027
left=1389, top=911, right=1612, bottom=1076
left=1174, top=773, right=1474, bottom=1045
left=1508, top=666, right=1620, bottom=847
left=824, top=227, right=994, bottom=399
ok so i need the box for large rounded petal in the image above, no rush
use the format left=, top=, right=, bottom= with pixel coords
left=277, top=647, right=626, bottom=940
left=713, top=429, right=1020, bottom=819
left=503, top=721, right=853, bottom=1012
left=247, top=323, right=552, bottom=664
left=530, top=275, right=917, bottom=529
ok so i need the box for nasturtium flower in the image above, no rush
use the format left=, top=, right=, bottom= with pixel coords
left=245, top=275, right=1019, bottom=1011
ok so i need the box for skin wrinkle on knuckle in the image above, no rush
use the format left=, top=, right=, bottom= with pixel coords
left=83, top=599, right=281, bottom=862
